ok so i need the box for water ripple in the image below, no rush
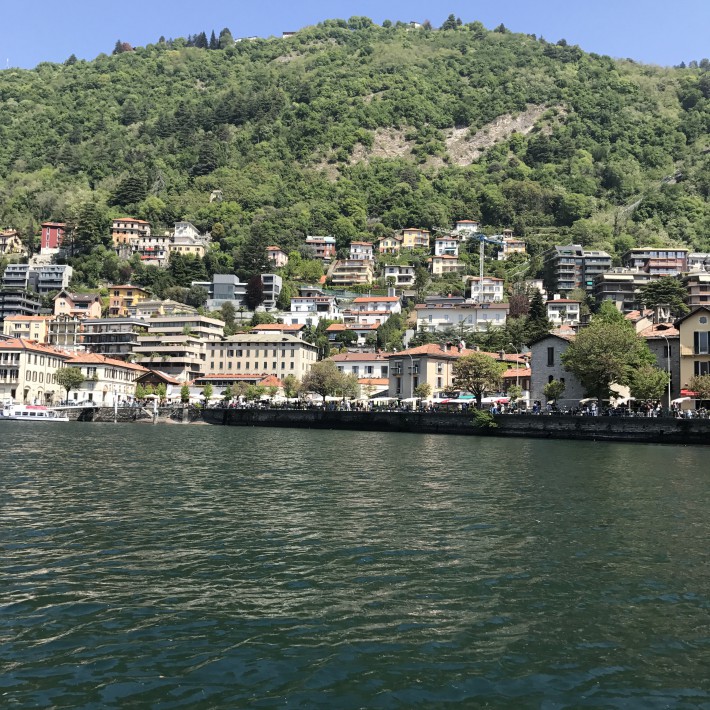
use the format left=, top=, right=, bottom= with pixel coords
left=2, top=423, right=709, bottom=707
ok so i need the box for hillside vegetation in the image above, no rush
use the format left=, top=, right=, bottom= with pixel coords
left=1, top=18, right=709, bottom=285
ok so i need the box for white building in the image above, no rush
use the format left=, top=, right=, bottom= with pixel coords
left=383, top=265, right=415, bottom=287
left=349, top=241, right=374, bottom=261
left=433, top=236, right=459, bottom=257
left=415, top=300, right=509, bottom=332
left=467, top=276, right=505, bottom=302
left=546, top=297, right=582, bottom=326
left=342, top=296, right=401, bottom=326
left=63, top=352, right=149, bottom=405
left=285, top=290, right=340, bottom=326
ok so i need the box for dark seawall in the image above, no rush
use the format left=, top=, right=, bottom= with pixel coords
left=201, top=407, right=710, bottom=446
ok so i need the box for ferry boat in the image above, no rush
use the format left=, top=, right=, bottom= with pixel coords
left=0, top=404, right=70, bottom=422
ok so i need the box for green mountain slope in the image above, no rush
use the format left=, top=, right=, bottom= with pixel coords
left=1, top=18, right=709, bottom=267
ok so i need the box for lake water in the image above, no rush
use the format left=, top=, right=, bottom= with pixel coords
left=2, top=422, right=709, bottom=708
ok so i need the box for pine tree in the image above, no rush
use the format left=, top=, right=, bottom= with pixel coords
left=209, top=30, right=219, bottom=50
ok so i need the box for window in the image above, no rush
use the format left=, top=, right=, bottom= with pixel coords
left=547, top=347, right=555, bottom=367
left=694, top=331, right=710, bottom=355
left=694, top=361, right=710, bottom=376
left=437, top=377, right=442, bottom=388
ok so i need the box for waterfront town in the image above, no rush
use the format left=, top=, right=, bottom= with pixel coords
left=1, top=217, right=710, bottom=416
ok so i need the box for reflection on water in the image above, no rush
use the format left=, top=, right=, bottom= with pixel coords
left=2, top=423, right=709, bottom=707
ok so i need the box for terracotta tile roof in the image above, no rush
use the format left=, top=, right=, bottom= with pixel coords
left=502, top=368, right=531, bottom=378
left=326, top=324, right=347, bottom=331
left=0, top=338, right=71, bottom=357
left=259, top=375, right=283, bottom=388
left=358, top=377, right=389, bottom=386
left=66, top=352, right=148, bottom=371
left=3, top=315, right=50, bottom=321
left=114, top=217, right=150, bottom=224
left=385, top=344, right=526, bottom=362
left=639, top=323, right=679, bottom=338
left=328, top=352, right=388, bottom=362
left=266, top=246, right=283, bottom=251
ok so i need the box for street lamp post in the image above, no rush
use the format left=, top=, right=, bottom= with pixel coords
left=660, top=334, right=672, bottom=411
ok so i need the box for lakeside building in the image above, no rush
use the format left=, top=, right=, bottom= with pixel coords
left=2, top=263, right=73, bottom=293
left=385, top=343, right=525, bottom=400
left=81, top=318, right=146, bottom=359
left=205, top=333, right=318, bottom=380
left=132, top=315, right=225, bottom=381
left=327, top=351, right=390, bottom=379
left=528, top=331, right=585, bottom=410
left=593, top=269, right=656, bottom=314
left=0, top=338, right=71, bottom=404
left=638, top=319, right=680, bottom=407
left=63, top=352, right=148, bottom=405
left=47, top=315, right=86, bottom=351
left=676, top=306, right=710, bottom=400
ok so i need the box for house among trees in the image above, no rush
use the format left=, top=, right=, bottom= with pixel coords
left=39, top=222, right=65, bottom=255
left=266, top=246, right=288, bottom=269
left=0, top=229, right=26, bottom=256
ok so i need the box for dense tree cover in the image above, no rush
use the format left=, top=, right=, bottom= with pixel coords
left=1, top=19, right=709, bottom=295
left=452, top=352, right=507, bottom=408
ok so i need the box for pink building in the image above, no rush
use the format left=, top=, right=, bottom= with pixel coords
left=266, top=246, right=288, bottom=269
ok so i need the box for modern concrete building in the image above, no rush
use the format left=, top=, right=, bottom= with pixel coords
left=132, top=315, right=225, bottom=381
left=261, top=273, right=283, bottom=309
left=81, top=318, right=147, bottom=359
left=0, top=289, right=42, bottom=323
left=549, top=244, right=612, bottom=294
left=622, top=247, right=689, bottom=276
left=546, top=297, right=582, bottom=326
left=383, top=265, right=415, bottom=287
left=467, top=276, right=505, bottom=302
left=683, top=273, right=710, bottom=309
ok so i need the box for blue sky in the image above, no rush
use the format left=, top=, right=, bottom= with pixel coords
left=3, top=0, right=709, bottom=70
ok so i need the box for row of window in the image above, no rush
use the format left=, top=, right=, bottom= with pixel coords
left=210, top=361, right=296, bottom=371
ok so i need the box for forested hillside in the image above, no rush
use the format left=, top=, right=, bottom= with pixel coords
left=1, top=17, right=709, bottom=284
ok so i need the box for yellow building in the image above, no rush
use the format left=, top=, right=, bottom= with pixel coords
left=2, top=315, right=51, bottom=342
left=677, top=306, right=710, bottom=406
left=108, top=285, right=151, bottom=317
left=377, top=235, right=403, bottom=255
left=401, top=228, right=430, bottom=250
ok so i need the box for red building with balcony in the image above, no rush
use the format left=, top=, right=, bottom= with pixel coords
left=40, top=222, right=66, bottom=252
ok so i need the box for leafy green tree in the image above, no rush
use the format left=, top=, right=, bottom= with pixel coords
left=688, top=374, right=710, bottom=401
left=301, top=360, right=344, bottom=402
left=186, top=285, right=209, bottom=308
left=414, top=382, right=432, bottom=399
left=452, top=353, right=507, bottom=409
left=561, top=317, right=654, bottom=403
left=156, top=383, right=167, bottom=401
left=180, top=384, right=190, bottom=403
left=202, top=383, right=214, bottom=401
left=639, top=276, right=690, bottom=317
left=543, top=379, right=566, bottom=404
left=507, top=384, right=524, bottom=403
left=250, top=311, right=276, bottom=326
left=55, top=367, right=85, bottom=400
left=629, top=364, right=669, bottom=403
left=282, top=374, right=300, bottom=398
left=135, top=383, right=146, bottom=399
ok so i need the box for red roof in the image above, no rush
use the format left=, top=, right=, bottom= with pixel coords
left=0, top=338, right=70, bottom=357
left=250, top=323, right=305, bottom=332
left=67, top=352, right=148, bottom=371
left=329, top=352, right=388, bottom=362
